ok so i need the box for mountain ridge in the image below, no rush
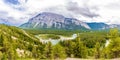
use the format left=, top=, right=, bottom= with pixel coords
left=17, top=12, right=120, bottom=30
left=87, top=22, right=120, bottom=30
left=20, top=12, right=91, bottom=30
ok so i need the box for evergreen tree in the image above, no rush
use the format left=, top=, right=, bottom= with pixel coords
left=67, top=41, right=76, bottom=57
left=94, top=42, right=101, bottom=59
left=107, top=37, right=120, bottom=58
left=108, top=28, right=119, bottom=39
left=0, top=51, right=3, bottom=60
left=43, top=42, right=53, bottom=59
left=74, top=35, right=88, bottom=58
left=32, top=46, right=37, bottom=58
left=53, top=44, right=66, bottom=59
left=7, top=44, right=16, bottom=60
left=105, top=28, right=120, bottom=58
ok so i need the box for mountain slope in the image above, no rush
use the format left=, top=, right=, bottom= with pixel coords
left=87, top=22, right=110, bottom=30
left=87, top=22, right=120, bottom=30
left=0, top=24, right=42, bottom=58
left=20, top=12, right=91, bottom=30
left=0, top=24, right=39, bottom=42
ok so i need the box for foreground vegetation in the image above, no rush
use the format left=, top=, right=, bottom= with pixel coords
left=0, top=24, right=120, bottom=59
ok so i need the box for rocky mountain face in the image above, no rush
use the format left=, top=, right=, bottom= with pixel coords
left=20, top=12, right=91, bottom=30
left=20, top=12, right=120, bottom=30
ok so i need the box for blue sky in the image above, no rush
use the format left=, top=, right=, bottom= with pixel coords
left=0, top=0, right=120, bottom=26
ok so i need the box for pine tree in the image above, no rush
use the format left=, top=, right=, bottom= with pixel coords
left=107, top=37, right=120, bottom=58
left=53, top=44, right=66, bottom=59
left=2, top=35, right=16, bottom=60
left=43, top=42, right=53, bottom=59
left=74, top=35, right=88, bottom=58
left=32, top=46, right=37, bottom=58
left=68, top=41, right=76, bottom=57
left=0, top=51, right=3, bottom=60
left=108, top=28, right=119, bottom=39
left=105, top=28, right=120, bottom=58
left=7, top=44, right=16, bottom=60
left=94, top=42, right=101, bottom=59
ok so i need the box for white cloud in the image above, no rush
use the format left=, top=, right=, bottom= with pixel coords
left=0, top=0, right=120, bottom=26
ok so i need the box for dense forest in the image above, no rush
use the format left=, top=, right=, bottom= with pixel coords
left=23, top=28, right=90, bottom=36
left=0, top=24, right=120, bottom=59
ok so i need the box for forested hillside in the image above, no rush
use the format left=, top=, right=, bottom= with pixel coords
left=0, top=24, right=43, bottom=59
left=0, top=24, right=120, bottom=59
left=58, top=28, right=120, bottom=59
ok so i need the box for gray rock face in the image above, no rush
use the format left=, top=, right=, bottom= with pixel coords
left=20, top=12, right=91, bottom=30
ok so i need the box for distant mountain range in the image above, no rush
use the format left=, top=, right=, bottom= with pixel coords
left=0, top=17, right=19, bottom=26
left=0, top=12, right=119, bottom=30
left=87, top=22, right=120, bottom=30
left=0, top=18, right=10, bottom=25
left=20, top=12, right=120, bottom=30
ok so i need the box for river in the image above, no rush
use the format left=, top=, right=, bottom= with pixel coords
left=35, top=34, right=77, bottom=45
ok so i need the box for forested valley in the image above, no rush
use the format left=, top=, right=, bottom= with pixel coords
left=0, top=24, right=120, bottom=60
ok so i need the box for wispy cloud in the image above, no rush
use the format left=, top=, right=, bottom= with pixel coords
left=66, top=2, right=99, bottom=18
left=0, top=0, right=120, bottom=26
